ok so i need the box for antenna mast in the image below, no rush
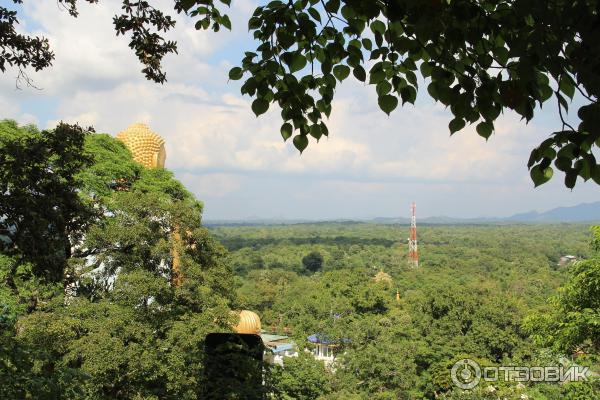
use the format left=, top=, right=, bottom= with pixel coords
left=408, top=202, right=419, bottom=268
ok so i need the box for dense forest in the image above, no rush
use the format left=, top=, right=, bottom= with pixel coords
left=1, top=119, right=599, bottom=399
left=214, top=222, right=599, bottom=399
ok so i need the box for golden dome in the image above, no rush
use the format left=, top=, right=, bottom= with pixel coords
left=116, top=123, right=166, bottom=169
left=234, top=310, right=261, bottom=334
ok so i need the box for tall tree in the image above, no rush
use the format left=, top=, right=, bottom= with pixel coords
left=1, top=121, right=237, bottom=399
left=0, top=120, right=93, bottom=285
left=524, top=226, right=600, bottom=354
left=302, top=250, right=324, bottom=273
left=2, top=1, right=600, bottom=188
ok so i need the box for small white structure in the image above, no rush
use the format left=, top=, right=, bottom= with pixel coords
left=261, top=334, right=298, bottom=366
left=307, top=334, right=338, bottom=368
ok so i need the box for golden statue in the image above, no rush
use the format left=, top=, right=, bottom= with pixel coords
left=116, top=123, right=166, bottom=169
left=116, top=123, right=263, bottom=334
left=116, top=123, right=182, bottom=284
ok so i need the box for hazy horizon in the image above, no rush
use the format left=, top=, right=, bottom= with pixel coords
left=200, top=200, right=600, bottom=222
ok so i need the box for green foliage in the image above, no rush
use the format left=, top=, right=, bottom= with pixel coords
left=3, top=1, right=600, bottom=187
left=1, top=119, right=599, bottom=397
left=270, top=353, right=332, bottom=400
left=0, top=3, right=54, bottom=83
left=0, top=119, right=94, bottom=283
left=231, top=0, right=600, bottom=188
left=302, top=250, right=324, bottom=273
left=591, top=226, right=600, bottom=252
left=216, top=222, right=597, bottom=398
left=525, top=226, right=600, bottom=354
left=0, top=121, right=236, bottom=399
left=76, top=133, right=141, bottom=198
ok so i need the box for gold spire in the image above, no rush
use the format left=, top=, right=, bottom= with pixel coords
left=116, top=123, right=166, bottom=169
left=396, top=289, right=401, bottom=302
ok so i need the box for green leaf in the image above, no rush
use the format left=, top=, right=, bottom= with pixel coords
left=370, top=20, right=386, bottom=35
left=179, top=0, right=197, bottom=12
left=281, top=123, right=293, bottom=141
left=556, top=92, right=569, bottom=111
left=309, top=124, right=322, bottom=139
left=248, top=17, right=261, bottom=30
left=530, top=165, right=553, bottom=187
left=591, top=165, right=600, bottom=185
left=353, top=66, right=366, bottom=82
left=559, top=76, right=575, bottom=99
left=289, top=54, right=307, bottom=73
left=554, top=157, right=571, bottom=172
left=420, top=62, right=433, bottom=78
left=378, top=95, right=398, bottom=115
left=221, top=15, right=232, bottom=30
left=565, top=169, right=577, bottom=189
left=539, top=84, right=553, bottom=102
left=376, top=81, right=392, bottom=96
left=427, top=82, right=439, bottom=100
left=578, top=103, right=600, bottom=136
left=324, top=0, right=340, bottom=13
left=400, top=86, right=416, bottom=105
left=228, top=67, right=243, bottom=80
left=307, top=7, right=321, bottom=22
left=449, top=118, right=465, bottom=135
left=293, top=135, right=309, bottom=153
left=369, top=70, right=386, bottom=85
left=476, top=121, right=494, bottom=139
left=333, top=65, right=350, bottom=81
left=362, top=38, right=372, bottom=51
left=251, top=99, right=269, bottom=116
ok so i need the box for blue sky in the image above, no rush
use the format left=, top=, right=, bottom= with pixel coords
left=1, top=0, right=598, bottom=220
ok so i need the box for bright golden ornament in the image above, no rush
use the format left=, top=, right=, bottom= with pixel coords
left=234, top=310, right=262, bottom=334
left=116, top=123, right=166, bottom=169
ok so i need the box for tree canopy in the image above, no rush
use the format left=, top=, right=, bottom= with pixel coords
left=1, top=118, right=599, bottom=397
left=524, top=226, right=600, bottom=354
left=0, top=120, right=237, bottom=399
left=2, top=0, right=600, bottom=188
left=302, top=250, right=324, bottom=273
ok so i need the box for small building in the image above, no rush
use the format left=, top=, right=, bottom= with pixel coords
left=307, top=334, right=340, bottom=368
left=261, top=333, right=298, bottom=366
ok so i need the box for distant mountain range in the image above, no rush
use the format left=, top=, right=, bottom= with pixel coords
left=204, top=201, right=600, bottom=226
left=503, top=201, right=600, bottom=222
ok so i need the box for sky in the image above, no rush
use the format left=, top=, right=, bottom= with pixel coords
left=1, top=0, right=598, bottom=220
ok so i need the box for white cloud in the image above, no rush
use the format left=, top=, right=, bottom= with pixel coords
left=178, top=172, right=242, bottom=198
left=4, top=0, right=531, bottom=184
left=1, top=0, right=598, bottom=219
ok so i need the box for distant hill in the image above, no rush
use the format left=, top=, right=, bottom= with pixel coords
left=505, top=201, right=600, bottom=222
left=204, top=202, right=600, bottom=226
left=374, top=202, right=600, bottom=224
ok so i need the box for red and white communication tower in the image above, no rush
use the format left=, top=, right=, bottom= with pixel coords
left=408, top=202, right=419, bottom=268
